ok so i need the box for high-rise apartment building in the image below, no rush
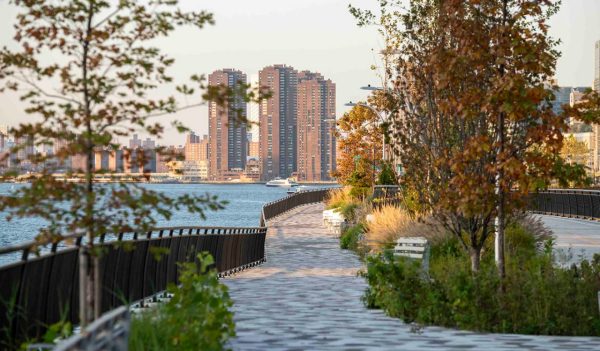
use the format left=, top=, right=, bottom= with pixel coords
left=296, top=71, right=336, bottom=181
left=595, top=40, right=600, bottom=92
left=208, top=69, right=248, bottom=180
left=259, top=65, right=298, bottom=180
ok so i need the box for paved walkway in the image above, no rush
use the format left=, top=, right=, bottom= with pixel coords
left=540, top=215, right=600, bottom=262
left=223, top=204, right=600, bottom=350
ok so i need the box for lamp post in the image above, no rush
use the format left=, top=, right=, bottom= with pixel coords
left=323, top=118, right=337, bottom=180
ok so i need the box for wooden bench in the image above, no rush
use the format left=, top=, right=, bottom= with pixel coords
left=393, top=237, right=430, bottom=275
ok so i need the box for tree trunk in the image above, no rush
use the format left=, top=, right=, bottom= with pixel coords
left=78, top=246, right=89, bottom=326
left=495, top=187, right=506, bottom=278
left=79, top=0, right=98, bottom=327
left=494, top=0, right=509, bottom=279
left=469, top=248, right=481, bottom=273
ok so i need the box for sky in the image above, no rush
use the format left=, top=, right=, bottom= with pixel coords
left=0, top=0, right=599, bottom=145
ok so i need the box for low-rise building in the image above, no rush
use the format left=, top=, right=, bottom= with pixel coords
left=182, top=160, right=208, bottom=182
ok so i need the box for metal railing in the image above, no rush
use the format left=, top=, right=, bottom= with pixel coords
left=53, top=306, right=130, bottom=351
left=260, top=188, right=330, bottom=226
left=528, top=189, right=600, bottom=220
left=0, top=226, right=266, bottom=347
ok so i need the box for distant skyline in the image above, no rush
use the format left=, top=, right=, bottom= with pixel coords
left=0, top=0, right=599, bottom=145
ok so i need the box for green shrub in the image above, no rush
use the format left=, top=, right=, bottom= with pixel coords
left=349, top=186, right=370, bottom=199
left=377, top=163, right=398, bottom=185
left=483, top=215, right=554, bottom=260
left=363, top=230, right=600, bottom=336
left=129, top=252, right=235, bottom=351
left=340, top=224, right=364, bottom=251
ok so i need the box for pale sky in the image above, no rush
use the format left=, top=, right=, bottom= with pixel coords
left=0, top=0, right=599, bottom=145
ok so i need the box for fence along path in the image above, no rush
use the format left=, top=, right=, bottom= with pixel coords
left=260, top=188, right=330, bottom=226
left=224, top=202, right=600, bottom=350
left=0, top=226, right=266, bottom=345
left=530, top=189, right=600, bottom=220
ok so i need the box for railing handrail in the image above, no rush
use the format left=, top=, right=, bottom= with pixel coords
left=539, top=189, right=600, bottom=195
left=529, top=190, right=600, bottom=220
left=0, top=225, right=266, bottom=260
left=54, top=306, right=130, bottom=351
left=260, top=188, right=330, bottom=225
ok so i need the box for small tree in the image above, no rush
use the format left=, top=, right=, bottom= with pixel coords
left=561, top=135, right=590, bottom=168
left=332, top=105, right=383, bottom=187
left=0, top=0, right=267, bottom=326
left=377, top=162, right=397, bottom=185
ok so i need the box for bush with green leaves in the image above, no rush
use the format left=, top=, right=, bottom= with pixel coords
left=340, top=224, right=364, bottom=251
left=377, top=163, right=398, bottom=185
left=347, top=169, right=371, bottom=199
left=363, top=223, right=600, bottom=336
left=129, top=252, right=235, bottom=351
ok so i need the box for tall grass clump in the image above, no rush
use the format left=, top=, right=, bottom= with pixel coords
left=365, top=205, right=446, bottom=251
left=326, top=187, right=355, bottom=209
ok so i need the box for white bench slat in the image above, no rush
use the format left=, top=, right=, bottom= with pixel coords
left=394, top=253, right=425, bottom=259
left=395, top=246, right=427, bottom=253
left=397, top=237, right=428, bottom=245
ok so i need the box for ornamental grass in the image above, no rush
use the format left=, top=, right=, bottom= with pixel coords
left=364, top=205, right=446, bottom=251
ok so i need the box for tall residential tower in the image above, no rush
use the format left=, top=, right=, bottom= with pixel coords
left=258, top=65, right=298, bottom=180
left=296, top=71, right=336, bottom=181
left=208, top=69, right=248, bottom=180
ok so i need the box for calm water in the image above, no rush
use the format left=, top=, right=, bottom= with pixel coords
left=0, top=183, right=331, bottom=264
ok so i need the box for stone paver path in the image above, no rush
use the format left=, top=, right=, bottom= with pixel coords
left=224, top=204, right=600, bottom=350
left=540, top=215, right=600, bottom=262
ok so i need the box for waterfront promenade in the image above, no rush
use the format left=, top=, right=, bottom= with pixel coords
left=224, top=203, right=600, bottom=350
left=540, top=215, right=600, bottom=262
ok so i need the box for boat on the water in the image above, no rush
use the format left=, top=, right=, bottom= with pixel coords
left=287, top=185, right=312, bottom=194
left=266, top=178, right=298, bottom=188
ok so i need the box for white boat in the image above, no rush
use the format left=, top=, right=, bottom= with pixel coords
left=287, top=185, right=311, bottom=194
left=265, top=178, right=298, bottom=188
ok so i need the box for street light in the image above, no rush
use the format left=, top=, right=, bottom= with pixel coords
left=361, top=85, right=380, bottom=91
left=345, top=101, right=388, bottom=161
left=360, top=84, right=383, bottom=91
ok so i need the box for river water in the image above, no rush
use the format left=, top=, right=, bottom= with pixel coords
left=0, top=183, right=332, bottom=265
